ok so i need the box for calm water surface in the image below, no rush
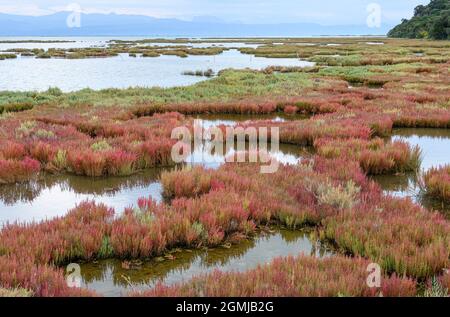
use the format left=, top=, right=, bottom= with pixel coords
left=0, top=142, right=308, bottom=224
left=0, top=37, right=108, bottom=50
left=2, top=125, right=448, bottom=223
left=194, top=113, right=309, bottom=128
left=0, top=169, right=165, bottom=225
left=373, top=128, right=450, bottom=215
left=0, top=48, right=313, bottom=92
left=391, top=128, right=450, bottom=171
left=0, top=37, right=259, bottom=50
left=79, top=229, right=332, bottom=296
left=0, top=115, right=309, bottom=224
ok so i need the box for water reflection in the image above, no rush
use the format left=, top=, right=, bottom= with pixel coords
left=193, top=113, right=310, bottom=129
left=80, top=229, right=332, bottom=296
left=0, top=37, right=109, bottom=50
left=372, top=173, right=419, bottom=198
left=186, top=114, right=310, bottom=168
left=372, top=173, right=450, bottom=217
left=0, top=49, right=314, bottom=92
left=185, top=141, right=308, bottom=169
left=373, top=128, right=450, bottom=216
left=0, top=38, right=259, bottom=52
left=0, top=143, right=308, bottom=224
left=391, top=128, right=450, bottom=171
left=0, top=169, right=166, bottom=225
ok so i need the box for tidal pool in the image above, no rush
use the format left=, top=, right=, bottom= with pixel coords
left=373, top=173, right=450, bottom=217
left=373, top=128, right=450, bottom=215
left=79, top=229, right=332, bottom=296
left=185, top=142, right=309, bottom=169
left=186, top=113, right=311, bottom=168
left=0, top=169, right=166, bottom=225
left=391, top=128, right=450, bottom=171
left=192, top=113, right=309, bottom=128
left=0, top=132, right=308, bottom=224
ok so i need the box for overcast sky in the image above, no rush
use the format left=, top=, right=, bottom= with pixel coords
left=1, top=0, right=429, bottom=25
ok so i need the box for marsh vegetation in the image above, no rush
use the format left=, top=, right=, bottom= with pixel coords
left=0, top=37, right=449, bottom=297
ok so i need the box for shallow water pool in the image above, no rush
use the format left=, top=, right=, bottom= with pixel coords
left=79, top=229, right=332, bottom=296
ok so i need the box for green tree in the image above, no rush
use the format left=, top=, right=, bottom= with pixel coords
left=430, top=13, right=450, bottom=39
left=388, top=0, right=450, bottom=40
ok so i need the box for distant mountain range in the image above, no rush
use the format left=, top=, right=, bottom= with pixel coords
left=0, top=12, right=393, bottom=37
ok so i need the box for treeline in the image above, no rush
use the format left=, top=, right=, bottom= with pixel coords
left=388, top=0, right=450, bottom=40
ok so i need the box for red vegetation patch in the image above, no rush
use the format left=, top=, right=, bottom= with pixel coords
left=0, top=157, right=40, bottom=184
left=131, top=255, right=417, bottom=297
left=321, top=197, right=450, bottom=279
left=0, top=111, right=184, bottom=181
left=423, top=165, right=450, bottom=202
left=439, top=271, right=450, bottom=292
left=0, top=158, right=448, bottom=296
left=0, top=201, right=113, bottom=296
left=1, top=50, right=450, bottom=296
left=315, top=137, right=421, bottom=174
left=0, top=256, right=95, bottom=297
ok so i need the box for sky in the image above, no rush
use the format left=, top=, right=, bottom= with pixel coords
left=0, top=0, right=429, bottom=25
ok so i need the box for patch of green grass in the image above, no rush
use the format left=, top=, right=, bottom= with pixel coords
left=91, top=140, right=112, bottom=151
left=0, top=53, right=17, bottom=60
left=0, top=69, right=314, bottom=108
left=0, top=288, right=33, bottom=297
left=317, top=63, right=428, bottom=83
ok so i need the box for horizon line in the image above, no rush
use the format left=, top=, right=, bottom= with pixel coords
left=0, top=11, right=396, bottom=27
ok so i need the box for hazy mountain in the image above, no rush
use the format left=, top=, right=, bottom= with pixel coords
left=0, top=12, right=393, bottom=37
